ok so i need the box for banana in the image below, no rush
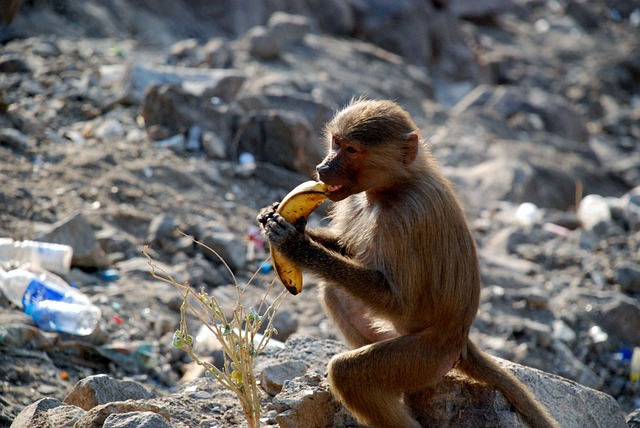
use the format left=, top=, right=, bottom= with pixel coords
left=270, top=180, right=331, bottom=295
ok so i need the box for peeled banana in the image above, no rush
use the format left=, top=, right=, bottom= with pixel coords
left=270, top=180, right=331, bottom=295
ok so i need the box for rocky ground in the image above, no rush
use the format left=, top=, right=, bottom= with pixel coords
left=1, top=0, right=640, bottom=427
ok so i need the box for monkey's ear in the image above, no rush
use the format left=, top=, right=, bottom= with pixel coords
left=402, top=132, right=419, bottom=165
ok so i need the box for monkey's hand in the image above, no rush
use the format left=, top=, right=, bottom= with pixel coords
left=256, top=202, right=279, bottom=227
left=261, top=213, right=310, bottom=256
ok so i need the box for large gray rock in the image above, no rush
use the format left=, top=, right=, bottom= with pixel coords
left=9, top=336, right=628, bottom=428
left=104, top=63, right=247, bottom=105
left=64, top=374, right=154, bottom=411
left=34, top=212, right=109, bottom=268
left=233, top=110, right=322, bottom=174
left=10, top=398, right=81, bottom=428
left=453, top=84, right=590, bottom=143
left=407, top=358, right=626, bottom=427
left=267, top=337, right=626, bottom=428
left=141, top=82, right=235, bottom=145
left=448, top=0, right=516, bottom=19
left=551, top=288, right=640, bottom=347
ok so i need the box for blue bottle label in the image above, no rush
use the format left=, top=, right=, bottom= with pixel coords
left=22, top=279, right=65, bottom=315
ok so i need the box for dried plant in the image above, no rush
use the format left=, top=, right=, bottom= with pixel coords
left=144, top=237, right=287, bottom=428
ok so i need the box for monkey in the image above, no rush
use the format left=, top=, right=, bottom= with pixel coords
left=257, top=98, right=558, bottom=428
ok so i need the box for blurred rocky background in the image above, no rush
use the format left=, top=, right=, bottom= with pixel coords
left=1, top=0, right=639, bottom=427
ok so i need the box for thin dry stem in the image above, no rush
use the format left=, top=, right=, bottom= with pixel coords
left=143, top=236, right=287, bottom=428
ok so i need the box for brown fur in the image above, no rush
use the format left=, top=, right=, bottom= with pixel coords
left=258, top=99, right=558, bottom=428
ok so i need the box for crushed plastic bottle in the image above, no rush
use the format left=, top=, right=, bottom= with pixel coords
left=0, top=238, right=73, bottom=274
left=0, top=267, right=100, bottom=336
left=246, top=226, right=265, bottom=262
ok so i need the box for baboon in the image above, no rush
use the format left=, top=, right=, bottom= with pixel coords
left=258, top=99, right=558, bottom=428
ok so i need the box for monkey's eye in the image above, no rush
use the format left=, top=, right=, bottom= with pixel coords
left=345, top=146, right=358, bottom=154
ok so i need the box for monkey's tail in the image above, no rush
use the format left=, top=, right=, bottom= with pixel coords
left=457, top=340, right=559, bottom=428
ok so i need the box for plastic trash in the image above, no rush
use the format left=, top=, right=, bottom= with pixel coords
left=0, top=238, right=72, bottom=274
left=515, top=202, right=539, bottom=226
left=577, top=194, right=611, bottom=231
left=0, top=267, right=100, bottom=336
left=246, top=226, right=265, bottom=262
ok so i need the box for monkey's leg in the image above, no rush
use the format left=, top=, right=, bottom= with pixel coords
left=320, top=284, right=398, bottom=349
left=328, top=332, right=459, bottom=428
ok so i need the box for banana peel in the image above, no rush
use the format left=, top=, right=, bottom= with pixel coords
left=270, top=180, right=331, bottom=295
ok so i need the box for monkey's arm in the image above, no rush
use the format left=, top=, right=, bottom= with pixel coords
left=261, top=214, right=402, bottom=313
left=256, top=202, right=348, bottom=254
left=306, top=227, right=349, bottom=255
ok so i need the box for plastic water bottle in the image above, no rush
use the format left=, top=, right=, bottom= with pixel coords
left=0, top=267, right=100, bottom=336
left=0, top=238, right=73, bottom=274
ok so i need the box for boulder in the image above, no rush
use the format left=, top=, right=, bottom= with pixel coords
left=407, top=359, right=626, bottom=427
left=452, top=84, right=590, bottom=143
left=34, top=212, right=109, bottom=268
left=64, top=374, right=154, bottom=411
left=10, top=398, right=85, bottom=428
left=233, top=110, right=322, bottom=174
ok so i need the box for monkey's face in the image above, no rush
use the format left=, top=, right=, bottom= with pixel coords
left=316, top=134, right=395, bottom=202
left=316, top=135, right=358, bottom=201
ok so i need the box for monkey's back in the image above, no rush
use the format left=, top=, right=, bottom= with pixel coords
left=329, top=168, right=481, bottom=337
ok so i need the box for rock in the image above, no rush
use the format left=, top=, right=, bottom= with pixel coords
left=267, top=12, right=311, bottom=45
left=549, top=341, right=601, bottom=389
left=351, top=0, right=478, bottom=77
left=270, top=308, right=299, bottom=342
left=111, top=63, right=246, bottom=105
left=0, top=323, right=55, bottom=348
left=64, top=374, right=154, bottom=411
left=200, top=230, right=246, bottom=272
left=598, top=298, right=640, bottom=346
left=0, top=0, right=21, bottom=25
left=306, top=0, right=355, bottom=36
left=93, top=118, right=124, bottom=141
left=452, top=84, right=590, bottom=143
left=34, top=212, right=109, bottom=268
left=31, top=39, right=62, bottom=58
left=406, top=357, right=625, bottom=428
left=448, top=0, right=516, bottom=19
left=268, top=338, right=625, bottom=428
left=201, top=38, right=233, bottom=68
left=141, top=82, right=234, bottom=146
left=10, top=397, right=85, bottom=428
left=233, top=110, right=322, bottom=174
left=0, top=128, right=30, bottom=151
left=73, top=401, right=170, bottom=428
left=169, top=38, right=199, bottom=62
left=244, top=26, right=284, bottom=60
left=628, top=408, right=640, bottom=427
left=273, top=372, right=339, bottom=428
left=616, top=263, right=640, bottom=294
left=553, top=289, right=640, bottom=347
left=448, top=135, right=624, bottom=212
left=146, top=214, right=178, bottom=246
left=202, top=131, right=227, bottom=159
left=623, top=186, right=640, bottom=231
left=552, top=319, right=577, bottom=344
left=236, top=89, right=335, bottom=131
left=0, top=56, right=29, bottom=73
left=566, top=0, right=601, bottom=29
left=266, top=335, right=347, bottom=373
left=102, top=411, right=172, bottom=428
left=260, top=360, right=309, bottom=395
left=253, top=162, right=309, bottom=190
